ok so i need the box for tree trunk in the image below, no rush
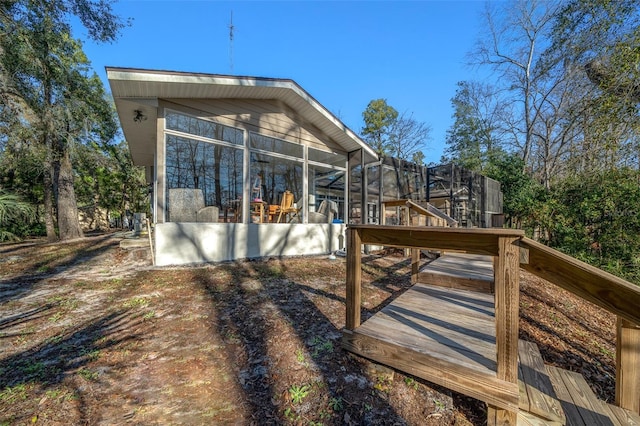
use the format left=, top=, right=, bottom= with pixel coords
left=56, top=148, right=83, bottom=240
left=43, top=161, right=58, bottom=242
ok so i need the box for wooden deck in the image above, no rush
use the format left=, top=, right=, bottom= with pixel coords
left=342, top=252, right=640, bottom=425
left=343, top=279, right=520, bottom=411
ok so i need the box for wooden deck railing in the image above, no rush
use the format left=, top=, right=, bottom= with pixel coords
left=519, top=237, right=640, bottom=413
left=345, top=225, right=525, bottom=423
left=345, top=225, right=640, bottom=421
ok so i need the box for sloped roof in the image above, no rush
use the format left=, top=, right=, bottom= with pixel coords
left=106, top=67, right=377, bottom=166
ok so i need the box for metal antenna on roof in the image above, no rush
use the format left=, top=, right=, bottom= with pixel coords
left=229, top=10, right=234, bottom=74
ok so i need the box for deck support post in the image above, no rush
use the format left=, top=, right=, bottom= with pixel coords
left=492, top=236, right=520, bottom=424
left=410, top=248, right=420, bottom=284
left=487, top=406, right=517, bottom=426
left=346, top=227, right=362, bottom=330
left=616, top=317, right=640, bottom=414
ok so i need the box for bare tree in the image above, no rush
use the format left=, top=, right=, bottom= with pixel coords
left=549, top=0, right=640, bottom=172
left=387, top=112, right=431, bottom=162
left=470, top=0, right=562, bottom=166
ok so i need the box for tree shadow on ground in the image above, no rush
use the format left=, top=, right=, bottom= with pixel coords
left=193, top=258, right=411, bottom=424
left=0, top=303, right=56, bottom=336
left=0, top=309, right=143, bottom=424
left=0, top=234, right=119, bottom=304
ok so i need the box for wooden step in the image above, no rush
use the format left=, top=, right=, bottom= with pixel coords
left=518, top=340, right=566, bottom=424
left=517, top=410, right=564, bottom=425
left=417, top=253, right=495, bottom=293
left=547, top=365, right=627, bottom=425
left=606, top=403, right=640, bottom=425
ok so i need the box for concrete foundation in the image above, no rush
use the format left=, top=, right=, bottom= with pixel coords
left=154, top=222, right=346, bottom=266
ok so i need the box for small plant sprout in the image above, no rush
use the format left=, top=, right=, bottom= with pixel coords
left=78, top=368, right=99, bottom=381
left=81, top=349, right=101, bottom=362
left=49, top=311, right=63, bottom=322
left=328, top=396, right=343, bottom=411
left=123, top=297, right=149, bottom=309
left=288, top=384, right=310, bottom=404
left=283, top=407, right=299, bottom=421
left=45, top=389, right=62, bottom=399
left=311, top=336, right=334, bottom=358
left=404, top=377, right=418, bottom=390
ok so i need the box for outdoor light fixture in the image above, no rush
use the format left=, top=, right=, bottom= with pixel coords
left=133, top=109, right=147, bottom=123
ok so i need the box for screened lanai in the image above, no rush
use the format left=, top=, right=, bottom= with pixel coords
left=107, top=67, right=377, bottom=265
left=348, top=158, right=503, bottom=228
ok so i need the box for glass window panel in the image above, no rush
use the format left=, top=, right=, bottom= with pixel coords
left=309, top=164, right=344, bottom=221
left=166, top=111, right=243, bottom=145
left=308, top=148, right=346, bottom=168
left=250, top=152, right=303, bottom=207
left=165, top=135, right=243, bottom=222
left=250, top=133, right=303, bottom=158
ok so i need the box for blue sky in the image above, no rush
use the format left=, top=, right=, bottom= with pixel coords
left=78, top=1, right=488, bottom=164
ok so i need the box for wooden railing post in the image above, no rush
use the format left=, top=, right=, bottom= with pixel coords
left=616, top=317, right=640, bottom=413
left=345, top=227, right=362, bottom=330
left=491, top=235, right=520, bottom=424
left=410, top=248, right=420, bottom=284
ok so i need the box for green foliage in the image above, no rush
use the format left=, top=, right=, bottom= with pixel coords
left=310, top=336, right=333, bottom=358
left=122, top=296, right=149, bottom=309
left=443, top=81, right=503, bottom=172
left=485, top=152, right=542, bottom=229
left=328, top=396, right=343, bottom=411
left=361, top=99, right=398, bottom=157
left=73, top=140, right=149, bottom=228
left=295, top=348, right=306, bottom=365
left=546, top=168, right=640, bottom=283
left=0, top=190, right=35, bottom=241
left=283, top=407, right=299, bottom=422
left=0, top=0, right=127, bottom=240
left=0, top=384, right=28, bottom=403
left=411, top=150, right=425, bottom=166
left=548, top=0, right=640, bottom=173
left=403, top=377, right=418, bottom=390
left=461, top=0, right=640, bottom=286
left=77, top=368, right=98, bottom=381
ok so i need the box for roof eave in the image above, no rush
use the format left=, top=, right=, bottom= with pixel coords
left=106, top=67, right=378, bottom=163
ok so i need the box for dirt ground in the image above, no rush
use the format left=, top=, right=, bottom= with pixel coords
left=0, top=232, right=617, bottom=425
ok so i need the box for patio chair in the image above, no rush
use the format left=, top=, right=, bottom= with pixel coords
left=168, top=188, right=218, bottom=223
left=308, top=200, right=338, bottom=223
left=267, top=203, right=279, bottom=223
left=276, top=190, right=298, bottom=223
left=251, top=175, right=263, bottom=201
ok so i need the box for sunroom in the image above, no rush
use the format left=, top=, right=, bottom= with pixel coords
left=107, top=67, right=378, bottom=266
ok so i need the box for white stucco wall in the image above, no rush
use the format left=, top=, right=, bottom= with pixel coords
left=154, top=223, right=346, bottom=266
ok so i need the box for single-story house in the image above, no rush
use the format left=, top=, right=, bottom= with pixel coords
left=107, top=67, right=378, bottom=266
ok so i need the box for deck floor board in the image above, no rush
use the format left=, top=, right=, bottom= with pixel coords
left=422, top=253, right=495, bottom=281
left=357, top=283, right=497, bottom=374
